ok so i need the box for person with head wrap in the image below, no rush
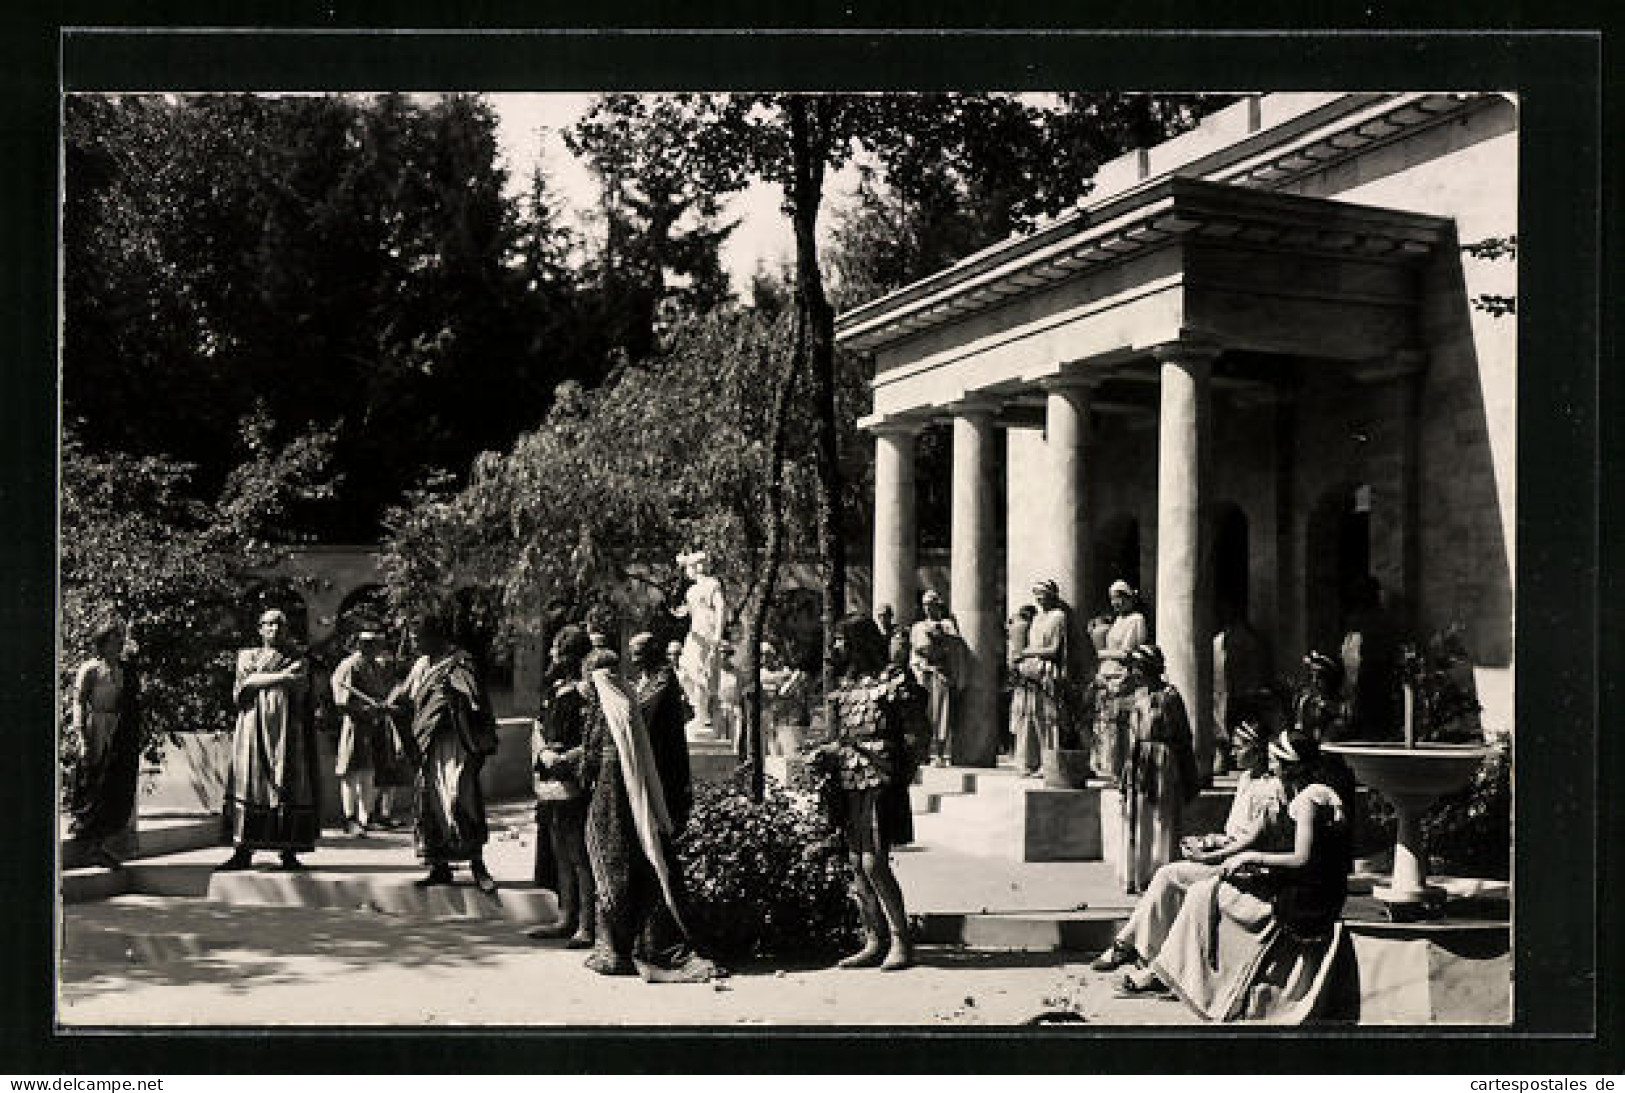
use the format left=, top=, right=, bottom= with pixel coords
left=218, top=608, right=320, bottom=872
left=66, top=618, right=142, bottom=868
left=1096, top=580, right=1150, bottom=679
left=1122, top=732, right=1354, bottom=1024
left=1117, top=644, right=1201, bottom=895
left=577, top=646, right=720, bottom=982
left=330, top=629, right=394, bottom=836
left=386, top=611, right=498, bottom=894
left=1294, top=651, right=1349, bottom=742
left=1091, top=718, right=1290, bottom=975
left=909, top=589, right=966, bottom=767
left=528, top=624, right=596, bottom=946
left=808, top=613, right=921, bottom=971
left=1014, top=580, right=1072, bottom=776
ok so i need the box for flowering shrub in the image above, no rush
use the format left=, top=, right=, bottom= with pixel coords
left=675, top=765, right=858, bottom=963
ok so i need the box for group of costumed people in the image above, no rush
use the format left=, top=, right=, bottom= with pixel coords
left=529, top=618, right=718, bottom=981
left=1089, top=726, right=1354, bottom=1023
left=216, top=607, right=499, bottom=890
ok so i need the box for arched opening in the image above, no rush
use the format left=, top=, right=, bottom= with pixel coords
left=1093, top=514, right=1141, bottom=616
left=239, top=579, right=312, bottom=646
left=1212, top=503, right=1250, bottom=628
left=1305, top=483, right=1373, bottom=654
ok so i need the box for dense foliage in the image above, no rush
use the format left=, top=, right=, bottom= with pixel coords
left=675, top=769, right=858, bottom=962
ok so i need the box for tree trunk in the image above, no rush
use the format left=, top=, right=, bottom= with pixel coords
left=737, top=337, right=802, bottom=801
left=786, top=96, right=846, bottom=711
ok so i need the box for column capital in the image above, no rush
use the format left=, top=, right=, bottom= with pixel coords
left=1148, top=334, right=1226, bottom=366
left=947, top=394, right=1004, bottom=420
left=1037, top=371, right=1101, bottom=395
left=860, top=413, right=928, bottom=437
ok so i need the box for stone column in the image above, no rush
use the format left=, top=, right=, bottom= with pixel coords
left=871, top=420, right=921, bottom=627
left=1041, top=373, right=1097, bottom=613
left=1153, top=340, right=1221, bottom=782
left=950, top=397, right=1002, bottom=767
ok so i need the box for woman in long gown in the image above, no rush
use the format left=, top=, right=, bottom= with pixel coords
left=1137, top=732, right=1354, bottom=1024
left=1118, top=644, right=1200, bottom=894
left=219, top=609, right=320, bottom=871
left=388, top=613, right=498, bottom=893
left=66, top=620, right=142, bottom=868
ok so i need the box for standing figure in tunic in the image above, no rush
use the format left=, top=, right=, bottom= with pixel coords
left=909, top=589, right=965, bottom=767
left=672, top=550, right=726, bottom=739
left=1015, top=579, right=1074, bottom=776
left=388, top=613, right=498, bottom=894
left=1096, top=580, right=1151, bottom=683
left=810, top=615, right=924, bottom=972
left=329, top=629, right=394, bottom=836
left=66, top=619, right=142, bottom=868
left=529, top=624, right=596, bottom=946
left=219, top=608, right=320, bottom=872
left=1118, top=644, right=1200, bottom=895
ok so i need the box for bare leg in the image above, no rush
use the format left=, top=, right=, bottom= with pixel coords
left=863, top=851, right=913, bottom=971
left=837, top=852, right=887, bottom=968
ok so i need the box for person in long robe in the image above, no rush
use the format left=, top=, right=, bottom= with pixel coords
left=388, top=613, right=498, bottom=893
left=1096, top=580, right=1151, bottom=681
left=578, top=648, right=720, bottom=982
left=809, top=614, right=923, bottom=972
left=1016, top=579, right=1073, bottom=776
left=528, top=624, right=595, bottom=946
left=1134, top=732, right=1354, bottom=1024
left=910, top=589, right=965, bottom=767
left=1090, top=719, right=1290, bottom=974
left=330, top=629, right=394, bottom=836
left=219, top=609, right=320, bottom=871
left=1118, top=644, right=1200, bottom=895
left=66, top=620, right=142, bottom=868
left=1006, top=605, right=1042, bottom=775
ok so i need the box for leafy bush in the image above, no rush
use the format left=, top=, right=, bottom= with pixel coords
left=675, top=765, right=858, bottom=963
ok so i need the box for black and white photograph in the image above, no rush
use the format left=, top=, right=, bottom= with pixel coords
left=13, top=25, right=1604, bottom=1058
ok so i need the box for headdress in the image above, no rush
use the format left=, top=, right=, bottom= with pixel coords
left=1030, top=578, right=1059, bottom=598
left=259, top=608, right=288, bottom=626
left=1108, top=579, right=1134, bottom=597
left=1232, top=720, right=1264, bottom=747
left=921, top=589, right=944, bottom=606
left=676, top=549, right=708, bottom=567
left=1268, top=732, right=1320, bottom=766
left=1128, top=643, right=1165, bottom=675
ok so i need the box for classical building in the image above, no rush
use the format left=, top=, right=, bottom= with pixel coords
left=839, top=92, right=1516, bottom=769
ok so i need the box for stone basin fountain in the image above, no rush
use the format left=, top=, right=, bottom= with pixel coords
left=1324, top=680, right=1496, bottom=918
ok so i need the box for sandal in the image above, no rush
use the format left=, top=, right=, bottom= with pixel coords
left=1113, top=971, right=1169, bottom=998
left=1090, top=941, right=1137, bottom=972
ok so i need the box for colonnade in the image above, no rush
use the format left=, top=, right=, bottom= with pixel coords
left=869, top=338, right=1224, bottom=775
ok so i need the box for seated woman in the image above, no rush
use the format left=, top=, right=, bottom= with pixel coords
left=1090, top=719, right=1289, bottom=974
left=1117, top=732, right=1353, bottom=1024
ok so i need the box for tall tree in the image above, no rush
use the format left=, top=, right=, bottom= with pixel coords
left=567, top=94, right=750, bottom=362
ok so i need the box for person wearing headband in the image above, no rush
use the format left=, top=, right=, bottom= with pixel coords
left=1116, top=643, right=1200, bottom=896
left=1132, top=730, right=1355, bottom=1022
left=219, top=608, right=319, bottom=872
left=1095, top=579, right=1149, bottom=679
left=1013, top=579, right=1077, bottom=777
left=909, top=589, right=965, bottom=767
left=1293, top=651, right=1348, bottom=742
left=1092, top=716, right=1290, bottom=978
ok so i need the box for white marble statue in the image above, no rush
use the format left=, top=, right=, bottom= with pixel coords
left=672, top=549, right=726, bottom=738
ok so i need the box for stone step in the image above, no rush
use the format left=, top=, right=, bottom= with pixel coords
left=202, top=869, right=561, bottom=925
left=62, top=919, right=210, bottom=965
left=61, top=815, right=224, bottom=870
left=62, top=866, right=133, bottom=904
left=915, top=909, right=1126, bottom=953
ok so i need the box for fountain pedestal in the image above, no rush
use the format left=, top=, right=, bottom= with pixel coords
left=1323, top=741, right=1495, bottom=920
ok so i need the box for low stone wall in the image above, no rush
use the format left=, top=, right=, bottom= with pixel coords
left=142, top=718, right=538, bottom=827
